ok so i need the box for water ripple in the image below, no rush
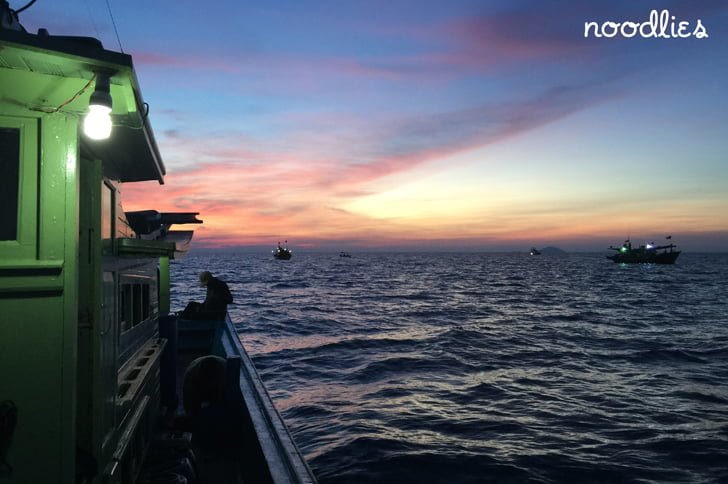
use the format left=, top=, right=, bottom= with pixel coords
left=171, top=252, right=728, bottom=483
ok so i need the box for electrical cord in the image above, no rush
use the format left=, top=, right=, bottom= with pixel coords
left=14, top=0, right=36, bottom=14
left=47, top=74, right=96, bottom=113
left=105, top=0, right=124, bottom=53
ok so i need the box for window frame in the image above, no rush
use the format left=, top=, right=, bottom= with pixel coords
left=0, top=116, right=38, bottom=257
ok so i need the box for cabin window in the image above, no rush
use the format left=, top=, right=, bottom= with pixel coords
left=141, top=285, right=150, bottom=320
left=132, top=284, right=143, bottom=324
left=120, top=282, right=153, bottom=333
left=0, top=116, right=38, bottom=256
left=0, top=128, right=20, bottom=241
left=121, top=284, right=133, bottom=333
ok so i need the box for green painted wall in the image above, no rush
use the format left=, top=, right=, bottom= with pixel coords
left=0, top=110, right=79, bottom=482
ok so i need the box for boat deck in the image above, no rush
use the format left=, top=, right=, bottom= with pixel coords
left=170, top=351, right=246, bottom=483
left=144, top=314, right=315, bottom=484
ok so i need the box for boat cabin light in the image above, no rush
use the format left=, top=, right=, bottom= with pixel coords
left=83, top=72, right=113, bottom=140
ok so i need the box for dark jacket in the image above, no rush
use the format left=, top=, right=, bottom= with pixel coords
left=202, top=276, right=233, bottom=315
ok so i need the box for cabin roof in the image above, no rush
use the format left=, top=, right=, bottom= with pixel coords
left=125, top=210, right=203, bottom=236
left=0, top=28, right=166, bottom=183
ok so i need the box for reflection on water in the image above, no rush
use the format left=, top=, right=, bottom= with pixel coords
left=172, top=252, right=728, bottom=483
left=249, top=325, right=447, bottom=354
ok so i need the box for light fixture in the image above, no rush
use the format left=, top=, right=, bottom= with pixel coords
left=83, top=72, right=113, bottom=140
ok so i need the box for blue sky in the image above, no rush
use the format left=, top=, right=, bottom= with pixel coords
left=21, top=0, right=728, bottom=250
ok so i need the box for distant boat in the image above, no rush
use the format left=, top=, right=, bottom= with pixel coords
left=530, top=247, right=541, bottom=256
left=273, top=241, right=292, bottom=260
left=339, top=251, right=352, bottom=258
left=607, top=237, right=680, bottom=264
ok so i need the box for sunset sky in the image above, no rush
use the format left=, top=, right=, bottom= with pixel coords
left=24, top=0, right=728, bottom=251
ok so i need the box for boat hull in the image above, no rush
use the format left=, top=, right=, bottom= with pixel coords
left=607, top=251, right=680, bottom=264
left=274, top=252, right=292, bottom=260
left=175, top=314, right=316, bottom=483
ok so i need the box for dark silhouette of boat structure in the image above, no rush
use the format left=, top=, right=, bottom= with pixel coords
left=339, top=251, right=352, bottom=258
left=529, top=247, right=541, bottom=256
left=273, top=241, right=293, bottom=260
left=0, top=9, right=315, bottom=483
left=607, top=237, right=680, bottom=264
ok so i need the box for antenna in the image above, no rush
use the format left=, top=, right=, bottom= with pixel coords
left=105, top=0, right=124, bottom=53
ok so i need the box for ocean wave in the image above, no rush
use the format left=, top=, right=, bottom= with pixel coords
left=349, top=354, right=478, bottom=383
left=172, top=252, right=728, bottom=483
left=625, top=348, right=710, bottom=364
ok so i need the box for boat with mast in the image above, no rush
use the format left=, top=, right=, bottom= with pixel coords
left=273, top=240, right=293, bottom=260
left=607, top=236, right=680, bottom=264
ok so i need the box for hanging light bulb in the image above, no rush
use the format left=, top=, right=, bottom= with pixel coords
left=84, top=72, right=113, bottom=140
left=84, top=104, right=112, bottom=140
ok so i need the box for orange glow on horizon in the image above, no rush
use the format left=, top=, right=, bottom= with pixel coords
left=121, top=162, right=728, bottom=251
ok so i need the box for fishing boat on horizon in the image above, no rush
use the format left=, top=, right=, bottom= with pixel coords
left=529, top=247, right=541, bottom=256
left=0, top=8, right=315, bottom=483
left=607, top=236, right=680, bottom=264
left=273, top=240, right=293, bottom=260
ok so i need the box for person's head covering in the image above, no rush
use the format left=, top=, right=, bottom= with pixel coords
left=199, top=271, right=212, bottom=286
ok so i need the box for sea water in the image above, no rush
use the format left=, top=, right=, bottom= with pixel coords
left=170, top=252, right=728, bottom=483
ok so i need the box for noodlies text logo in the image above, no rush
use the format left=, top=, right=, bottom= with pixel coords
left=584, top=9, right=708, bottom=39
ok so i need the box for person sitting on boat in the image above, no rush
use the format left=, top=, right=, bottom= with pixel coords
left=181, top=271, right=233, bottom=320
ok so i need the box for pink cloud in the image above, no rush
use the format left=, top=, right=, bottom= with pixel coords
left=132, top=51, right=242, bottom=73
left=122, top=76, right=616, bottom=247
